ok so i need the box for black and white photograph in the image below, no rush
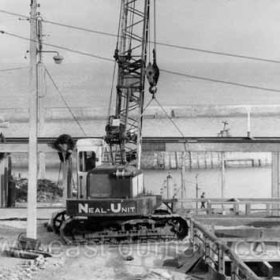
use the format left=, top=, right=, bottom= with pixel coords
left=0, top=0, right=280, bottom=279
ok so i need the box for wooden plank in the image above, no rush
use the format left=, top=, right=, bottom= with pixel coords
left=191, top=218, right=260, bottom=280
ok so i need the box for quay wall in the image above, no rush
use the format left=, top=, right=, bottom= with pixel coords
left=10, top=151, right=271, bottom=172
left=0, top=105, right=274, bottom=171
left=141, top=151, right=271, bottom=169
left=1, top=105, right=280, bottom=122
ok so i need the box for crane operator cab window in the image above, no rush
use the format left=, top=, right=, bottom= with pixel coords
left=79, top=151, right=97, bottom=172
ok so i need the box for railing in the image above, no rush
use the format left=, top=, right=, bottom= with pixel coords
left=189, top=218, right=262, bottom=280
left=177, top=198, right=280, bottom=216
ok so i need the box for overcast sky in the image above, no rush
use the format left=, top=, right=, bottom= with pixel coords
left=2, top=0, right=280, bottom=107
left=1, top=0, right=280, bottom=65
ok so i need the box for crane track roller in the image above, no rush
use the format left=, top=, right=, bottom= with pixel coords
left=59, top=215, right=188, bottom=245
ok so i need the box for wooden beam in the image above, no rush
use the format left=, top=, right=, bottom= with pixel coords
left=2, top=141, right=280, bottom=153
left=166, top=142, right=280, bottom=152
left=3, top=137, right=280, bottom=153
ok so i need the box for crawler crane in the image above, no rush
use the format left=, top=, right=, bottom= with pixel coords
left=51, top=0, right=188, bottom=245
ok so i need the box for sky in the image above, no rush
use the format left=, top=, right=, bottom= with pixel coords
left=1, top=0, right=280, bottom=107
left=1, top=0, right=280, bottom=63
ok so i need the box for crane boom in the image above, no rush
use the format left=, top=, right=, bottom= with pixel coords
left=105, top=0, right=151, bottom=168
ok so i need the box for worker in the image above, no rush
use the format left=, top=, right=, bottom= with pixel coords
left=200, top=192, right=206, bottom=209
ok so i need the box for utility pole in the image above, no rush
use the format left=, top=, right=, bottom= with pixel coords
left=27, top=0, right=38, bottom=239
left=181, top=152, right=186, bottom=208
left=27, top=1, right=63, bottom=239
left=37, top=17, right=46, bottom=135
left=195, top=174, right=200, bottom=215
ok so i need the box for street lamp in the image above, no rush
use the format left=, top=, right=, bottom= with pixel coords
left=53, top=53, right=64, bottom=64
left=25, top=50, right=64, bottom=64
left=39, top=50, right=64, bottom=64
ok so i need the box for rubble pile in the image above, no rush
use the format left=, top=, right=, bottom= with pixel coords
left=15, top=179, right=63, bottom=203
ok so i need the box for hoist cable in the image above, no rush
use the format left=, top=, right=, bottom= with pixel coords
left=142, top=97, right=155, bottom=115
left=107, top=61, right=117, bottom=120
left=153, top=97, right=188, bottom=152
left=107, top=1, right=123, bottom=121
left=116, top=0, right=123, bottom=51
left=44, top=67, right=88, bottom=136
left=153, top=0, right=157, bottom=53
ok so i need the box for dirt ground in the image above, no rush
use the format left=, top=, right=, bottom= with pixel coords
left=0, top=221, right=192, bottom=280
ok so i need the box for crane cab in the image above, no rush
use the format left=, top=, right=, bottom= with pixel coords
left=76, top=138, right=105, bottom=198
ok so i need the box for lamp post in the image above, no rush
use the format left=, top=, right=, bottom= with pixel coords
left=27, top=0, right=63, bottom=239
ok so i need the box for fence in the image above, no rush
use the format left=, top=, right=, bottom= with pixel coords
left=190, top=218, right=264, bottom=279
left=177, top=198, right=280, bottom=216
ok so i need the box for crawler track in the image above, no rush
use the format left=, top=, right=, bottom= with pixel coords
left=55, top=213, right=188, bottom=245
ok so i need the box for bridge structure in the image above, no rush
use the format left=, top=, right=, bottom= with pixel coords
left=0, top=136, right=280, bottom=198
left=2, top=135, right=280, bottom=151
left=0, top=136, right=279, bottom=206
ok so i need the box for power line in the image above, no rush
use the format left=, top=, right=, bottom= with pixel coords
left=0, top=66, right=28, bottom=72
left=156, top=42, right=280, bottom=65
left=31, top=19, right=280, bottom=65
left=2, top=29, right=280, bottom=94
left=1, top=9, right=280, bottom=65
left=0, top=9, right=117, bottom=38
left=0, top=9, right=28, bottom=19
left=0, top=30, right=113, bottom=62
left=44, top=67, right=88, bottom=137
left=44, top=19, right=117, bottom=38
left=161, top=68, right=280, bottom=94
left=0, top=9, right=117, bottom=37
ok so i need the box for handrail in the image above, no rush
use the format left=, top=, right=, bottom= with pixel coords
left=177, top=198, right=280, bottom=216
left=190, top=218, right=261, bottom=280
left=178, top=198, right=280, bottom=203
